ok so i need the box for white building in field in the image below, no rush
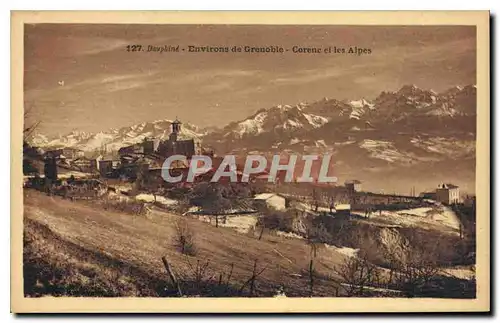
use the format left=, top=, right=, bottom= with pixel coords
left=436, top=183, right=460, bottom=205
left=254, top=193, right=287, bottom=211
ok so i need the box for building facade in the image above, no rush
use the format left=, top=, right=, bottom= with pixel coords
left=435, top=183, right=460, bottom=205
left=98, top=160, right=114, bottom=176
left=157, top=119, right=197, bottom=158
left=345, top=180, right=362, bottom=192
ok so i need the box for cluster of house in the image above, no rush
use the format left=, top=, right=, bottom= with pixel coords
left=44, top=147, right=100, bottom=173
left=43, top=119, right=204, bottom=181
left=342, top=179, right=468, bottom=207
left=40, top=119, right=295, bottom=185
left=101, top=119, right=210, bottom=181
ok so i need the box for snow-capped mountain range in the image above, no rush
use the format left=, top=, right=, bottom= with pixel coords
left=203, top=84, right=476, bottom=192
left=203, top=84, right=476, bottom=151
left=28, top=84, right=477, bottom=192
left=220, top=103, right=329, bottom=140
left=29, top=83, right=476, bottom=161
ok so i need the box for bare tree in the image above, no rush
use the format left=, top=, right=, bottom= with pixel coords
left=334, top=255, right=379, bottom=297
left=308, top=259, right=314, bottom=297
left=393, top=251, right=441, bottom=297
left=176, top=197, right=191, bottom=215
left=192, top=183, right=232, bottom=227
left=306, top=221, right=330, bottom=258
left=311, top=188, right=320, bottom=212
left=184, top=258, right=217, bottom=294
left=173, top=218, right=197, bottom=256
left=239, top=259, right=268, bottom=296
left=23, top=106, right=41, bottom=141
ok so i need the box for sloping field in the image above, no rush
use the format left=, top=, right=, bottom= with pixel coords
left=358, top=206, right=461, bottom=234
left=23, top=189, right=346, bottom=297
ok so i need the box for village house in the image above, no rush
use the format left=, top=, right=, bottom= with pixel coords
left=435, top=183, right=460, bottom=205
left=345, top=180, right=362, bottom=193
left=118, top=143, right=144, bottom=156
left=72, top=157, right=94, bottom=171
left=45, top=147, right=85, bottom=161
left=253, top=193, right=288, bottom=211
left=93, top=155, right=103, bottom=170
left=61, top=147, right=85, bottom=160
left=43, top=155, right=58, bottom=181
left=44, top=148, right=64, bottom=159
left=143, top=137, right=161, bottom=155
left=98, top=160, right=114, bottom=176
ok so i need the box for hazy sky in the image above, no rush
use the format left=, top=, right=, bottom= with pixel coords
left=24, top=24, right=476, bottom=136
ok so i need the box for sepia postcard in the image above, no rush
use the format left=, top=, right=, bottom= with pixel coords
left=11, top=11, right=490, bottom=313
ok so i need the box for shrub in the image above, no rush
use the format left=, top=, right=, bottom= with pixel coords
left=391, top=249, right=441, bottom=297
left=99, top=197, right=149, bottom=216
left=334, top=255, right=381, bottom=297
left=258, top=210, right=295, bottom=232
left=174, top=218, right=197, bottom=256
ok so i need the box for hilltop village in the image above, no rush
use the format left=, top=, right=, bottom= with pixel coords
left=24, top=118, right=474, bottom=211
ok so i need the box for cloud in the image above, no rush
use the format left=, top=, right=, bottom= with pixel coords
left=200, top=81, right=234, bottom=93
left=26, top=72, right=161, bottom=99
left=270, top=68, right=346, bottom=85
left=105, top=81, right=145, bottom=93
left=77, top=38, right=129, bottom=56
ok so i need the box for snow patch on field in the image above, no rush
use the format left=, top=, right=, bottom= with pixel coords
left=340, top=283, right=403, bottom=295
left=276, top=231, right=304, bottom=240
left=135, top=194, right=178, bottom=206
left=107, top=192, right=131, bottom=202
left=60, top=171, right=93, bottom=179
left=219, top=215, right=258, bottom=234
left=24, top=171, right=96, bottom=181
left=325, top=244, right=359, bottom=257
left=441, top=266, right=475, bottom=280
left=112, top=185, right=132, bottom=194
left=368, top=206, right=461, bottom=231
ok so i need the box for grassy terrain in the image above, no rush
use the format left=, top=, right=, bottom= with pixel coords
left=23, top=189, right=346, bottom=297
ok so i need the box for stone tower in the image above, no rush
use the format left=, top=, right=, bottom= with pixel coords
left=169, top=118, right=182, bottom=142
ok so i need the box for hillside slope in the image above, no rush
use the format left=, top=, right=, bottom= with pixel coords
left=23, top=189, right=346, bottom=297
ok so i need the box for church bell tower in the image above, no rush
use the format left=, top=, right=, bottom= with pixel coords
left=169, top=118, right=182, bottom=142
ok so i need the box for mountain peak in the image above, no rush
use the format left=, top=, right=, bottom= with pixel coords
left=397, top=84, right=420, bottom=95
left=349, top=98, right=374, bottom=109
